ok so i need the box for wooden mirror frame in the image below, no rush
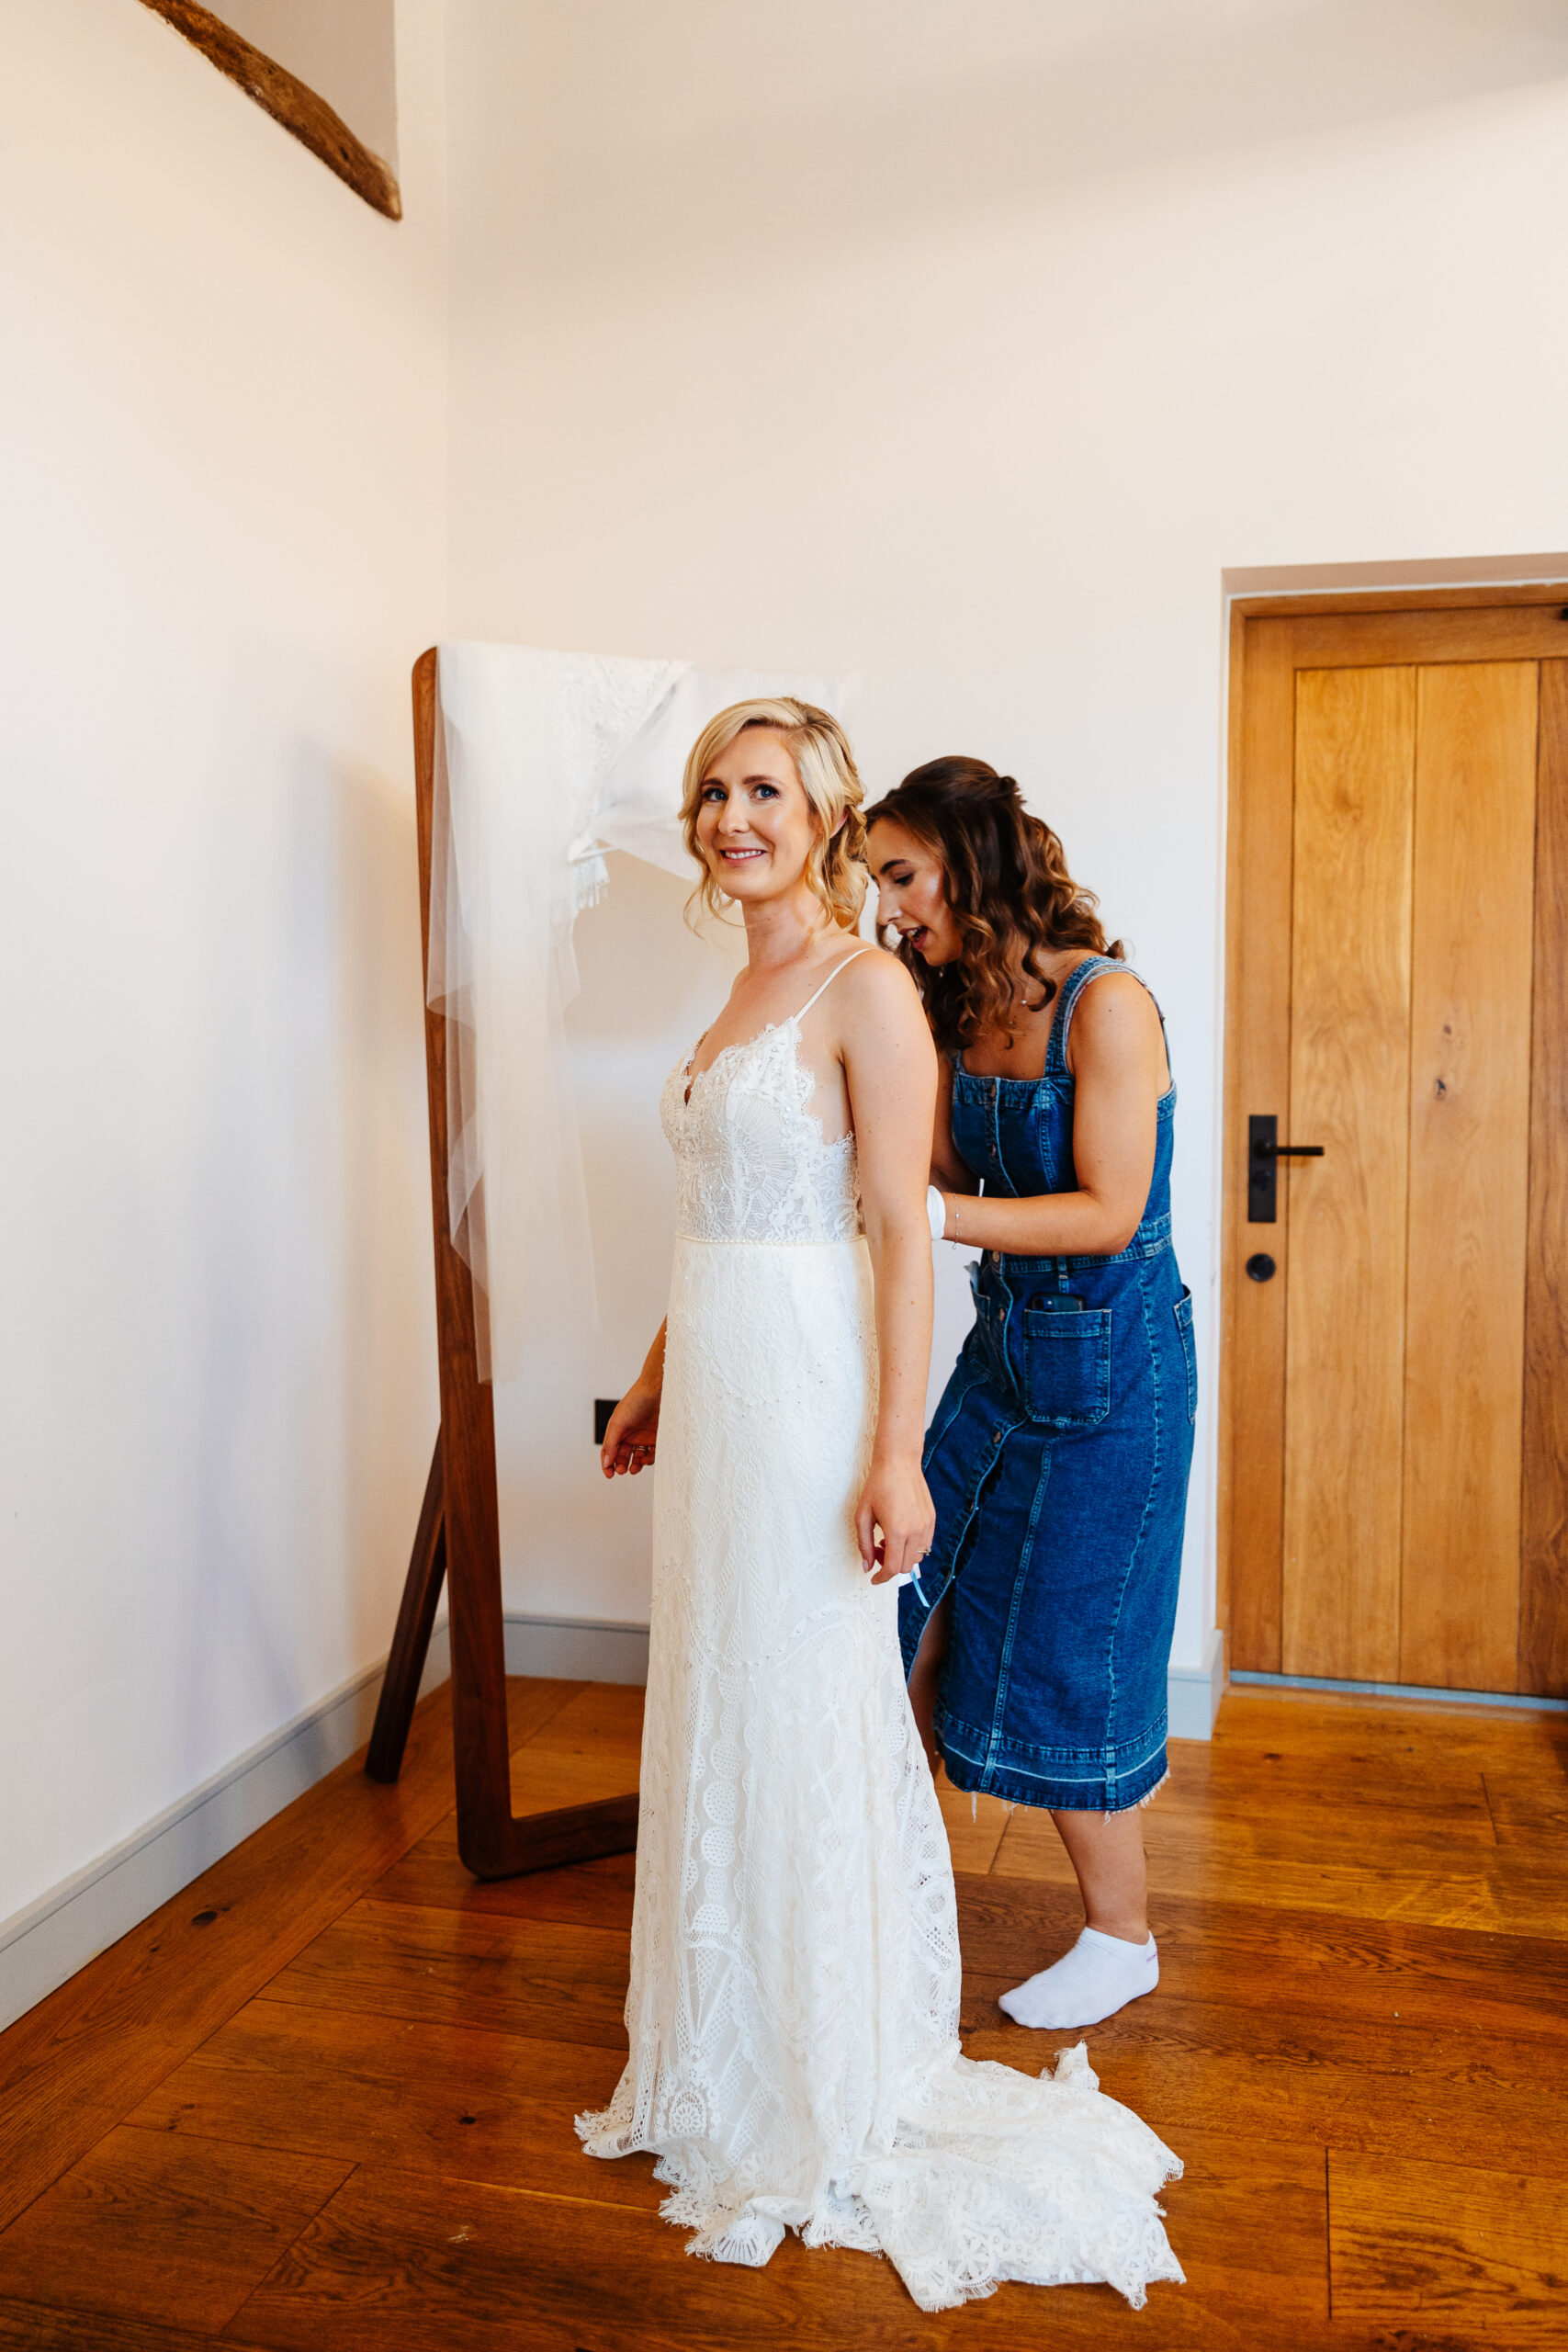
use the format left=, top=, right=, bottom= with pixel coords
left=364, top=651, right=640, bottom=1880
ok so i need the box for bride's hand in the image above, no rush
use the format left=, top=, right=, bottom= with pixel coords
left=601, top=1380, right=661, bottom=1477
left=854, top=1454, right=936, bottom=1585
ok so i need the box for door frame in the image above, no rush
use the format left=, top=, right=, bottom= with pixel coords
left=1219, top=582, right=1568, bottom=1684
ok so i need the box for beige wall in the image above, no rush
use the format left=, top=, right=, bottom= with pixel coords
left=0, top=0, right=446, bottom=1940
left=445, top=0, right=1568, bottom=1671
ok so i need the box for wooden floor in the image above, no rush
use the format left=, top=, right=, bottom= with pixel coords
left=1, top=1679, right=1564, bottom=2350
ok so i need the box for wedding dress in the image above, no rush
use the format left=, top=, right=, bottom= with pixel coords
left=577, top=959, right=1183, bottom=2312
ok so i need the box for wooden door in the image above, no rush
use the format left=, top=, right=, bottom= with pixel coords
left=1223, top=592, right=1568, bottom=1698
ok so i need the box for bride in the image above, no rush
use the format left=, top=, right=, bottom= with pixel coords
left=581, top=698, right=1181, bottom=2312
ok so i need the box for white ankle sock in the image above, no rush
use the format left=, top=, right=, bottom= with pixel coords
left=998, top=1926, right=1158, bottom=2030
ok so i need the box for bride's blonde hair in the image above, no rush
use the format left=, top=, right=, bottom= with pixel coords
left=680, top=698, right=867, bottom=930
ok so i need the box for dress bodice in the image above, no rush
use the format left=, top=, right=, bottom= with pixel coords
left=661, top=1019, right=863, bottom=1245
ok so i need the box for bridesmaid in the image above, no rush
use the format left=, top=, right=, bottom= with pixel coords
left=864, top=759, right=1196, bottom=2032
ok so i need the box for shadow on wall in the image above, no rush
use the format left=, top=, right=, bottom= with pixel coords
left=333, top=742, right=435, bottom=1677
left=175, top=723, right=432, bottom=1788
left=491, top=856, right=745, bottom=1624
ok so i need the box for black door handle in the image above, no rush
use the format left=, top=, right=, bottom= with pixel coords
left=1247, top=1114, right=1325, bottom=1223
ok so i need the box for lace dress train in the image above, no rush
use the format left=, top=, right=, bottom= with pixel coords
left=577, top=985, right=1182, bottom=2312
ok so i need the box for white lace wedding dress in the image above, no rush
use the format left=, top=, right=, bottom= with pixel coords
left=577, top=965, right=1184, bottom=2312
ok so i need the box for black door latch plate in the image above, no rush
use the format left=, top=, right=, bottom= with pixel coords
left=1248, top=1114, right=1325, bottom=1222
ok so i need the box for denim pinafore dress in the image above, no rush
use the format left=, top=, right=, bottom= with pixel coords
left=898, top=955, right=1195, bottom=1813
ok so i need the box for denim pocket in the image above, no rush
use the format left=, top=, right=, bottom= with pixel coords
left=1173, top=1285, right=1198, bottom=1421
left=1021, top=1305, right=1113, bottom=1429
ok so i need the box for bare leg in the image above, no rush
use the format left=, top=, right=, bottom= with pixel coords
left=998, top=1802, right=1159, bottom=2029
left=908, top=1587, right=953, bottom=1782
left=1050, top=1806, right=1149, bottom=1943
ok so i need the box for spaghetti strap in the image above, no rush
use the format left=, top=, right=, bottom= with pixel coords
left=795, top=948, right=872, bottom=1022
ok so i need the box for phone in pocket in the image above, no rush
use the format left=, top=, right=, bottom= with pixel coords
left=1021, top=1293, right=1112, bottom=1428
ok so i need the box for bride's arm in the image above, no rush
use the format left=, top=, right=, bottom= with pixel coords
left=600, top=1321, right=666, bottom=1476
left=840, top=954, right=939, bottom=1584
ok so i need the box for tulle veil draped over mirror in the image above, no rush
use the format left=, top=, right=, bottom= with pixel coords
left=427, top=645, right=845, bottom=1380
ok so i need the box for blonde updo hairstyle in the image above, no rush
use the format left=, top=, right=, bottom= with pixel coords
left=680, top=697, right=867, bottom=931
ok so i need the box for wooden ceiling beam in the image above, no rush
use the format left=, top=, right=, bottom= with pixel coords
left=138, top=0, right=401, bottom=220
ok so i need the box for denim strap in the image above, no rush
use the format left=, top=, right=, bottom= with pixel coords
left=1044, top=954, right=1122, bottom=1079
left=1046, top=955, right=1170, bottom=1081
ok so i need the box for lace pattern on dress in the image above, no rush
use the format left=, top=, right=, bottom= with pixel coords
left=577, top=1017, right=1183, bottom=2313
left=663, top=1018, right=862, bottom=1245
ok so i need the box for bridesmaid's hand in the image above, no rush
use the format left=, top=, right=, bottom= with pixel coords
left=601, top=1381, right=661, bottom=1477
left=855, top=1454, right=936, bottom=1585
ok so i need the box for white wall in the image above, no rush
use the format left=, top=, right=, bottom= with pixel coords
left=0, top=0, right=446, bottom=1955
left=446, top=0, right=1568, bottom=1672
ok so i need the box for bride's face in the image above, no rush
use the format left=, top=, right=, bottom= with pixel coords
left=695, top=728, right=820, bottom=904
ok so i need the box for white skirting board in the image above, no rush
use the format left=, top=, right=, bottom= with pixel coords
left=0, top=1622, right=453, bottom=2036
left=1167, top=1626, right=1227, bottom=1741
left=1, top=1609, right=1223, bottom=2035
left=503, top=1611, right=651, bottom=1684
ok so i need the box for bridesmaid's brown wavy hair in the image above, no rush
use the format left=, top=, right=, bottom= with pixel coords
left=864, top=757, right=1123, bottom=1056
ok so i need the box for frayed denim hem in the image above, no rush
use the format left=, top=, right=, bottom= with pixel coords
left=937, top=1729, right=1170, bottom=1815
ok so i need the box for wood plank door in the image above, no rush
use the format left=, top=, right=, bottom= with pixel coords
left=1224, top=592, right=1568, bottom=1698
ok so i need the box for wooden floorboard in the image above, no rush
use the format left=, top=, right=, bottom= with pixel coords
left=0, top=2301, right=227, bottom=2351
left=1481, top=1769, right=1568, bottom=1843
left=954, top=1875, right=1568, bottom=2043
left=516, top=1681, right=645, bottom=1760
left=1, top=1675, right=1561, bottom=2350
left=220, top=2159, right=1283, bottom=2352
left=0, top=2126, right=352, bottom=2334
left=367, top=1836, right=637, bottom=1925
left=993, top=1794, right=1568, bottom=1937
left=125, top=1998, right=652, bottom=2211
left=1329, top=2150, right=1567, bottom=2343
left=261, top=1898, right=632, bottom=2049
left=964, top=1993, right=1568, bottom=2180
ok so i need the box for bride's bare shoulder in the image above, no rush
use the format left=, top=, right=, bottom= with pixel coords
left=838, top=943, right=920, bottom=1006
left=835, top=944, right=931, bottom=1046
left=831, top=941, right=907, bottom=988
